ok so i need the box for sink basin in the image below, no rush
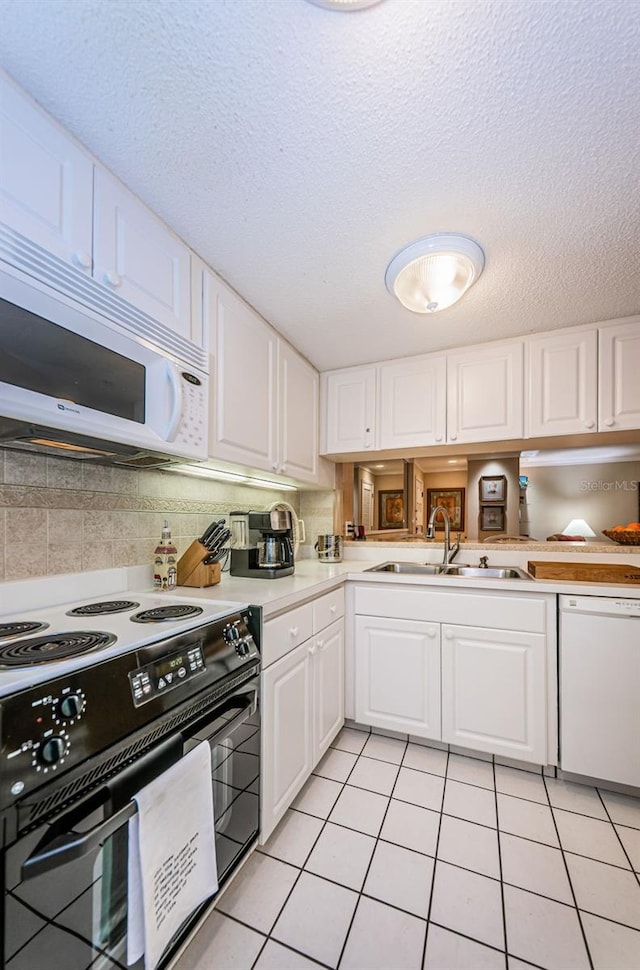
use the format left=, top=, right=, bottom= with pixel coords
left=365, top=562, right=531, bottom=580
left=365, top=562, right=446, bottom=575
left=442, top=566, right=531, bottom=580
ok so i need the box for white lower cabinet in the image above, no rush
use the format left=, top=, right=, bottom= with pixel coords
left=355, top=616, right=441, bottom=739
left=261, top=589, right=345, bottom=842
left=261, top=643, right=314, bottom=841
left=353, top=584, right=555, bottom=766
left=441, top=624, right=547, bottom=763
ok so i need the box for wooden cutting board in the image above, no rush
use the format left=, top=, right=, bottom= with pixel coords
left=528, top=561, right=640, bottom=585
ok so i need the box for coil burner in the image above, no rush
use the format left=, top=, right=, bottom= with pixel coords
left=130, top=605, right=204, bottom=624
left=0, top=631, right=117, bottom=666
left=66, top=600, right=140, bottom=616
left=0, top=622, right=49, bottom=642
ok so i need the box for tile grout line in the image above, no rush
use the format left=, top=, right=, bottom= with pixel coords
left=248, top=746, right=352, bottom=970
left=334, top=733, right=411, bottom=970
left=491, top=758, right=509, bottom=970
left=421, top=746, right=452, bottom=968
left=542, top=773, right=595, bottom=970
left=595, top=786, right=640, bottom=888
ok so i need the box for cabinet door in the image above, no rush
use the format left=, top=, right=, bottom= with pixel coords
left=441, top=624, right=546, bottom=763
left=322, top=368, right=377, bottom=454
left=93, top=169, right=192, bottom=338
left=527, top=329, right=597, bottom=437
left=261, top=642, right=313, bottom=843
left=313, top=619, right=345, bottom=762
left=278, top=340, right=319, bottom=481
left=378, top=355, right=446, bottom=449
left=599, top=319, right=640, bottom=431
left=208, top=277, right=277, bottom=471
left=355, top=616, right=441, bottom=740
left=0, top=73, right=93, bottom=271
left=447, top=341, right=524, bottom=443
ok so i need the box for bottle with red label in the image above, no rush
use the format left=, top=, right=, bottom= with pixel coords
left=154, top=520, right=178, bottom=590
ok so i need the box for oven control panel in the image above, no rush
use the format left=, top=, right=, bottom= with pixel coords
left=129, top=644, right=205, bottom=707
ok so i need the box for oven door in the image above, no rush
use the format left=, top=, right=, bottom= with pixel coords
left=3, top=678, right=260, bottom=970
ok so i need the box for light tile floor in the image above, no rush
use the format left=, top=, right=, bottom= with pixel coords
left=175, top=727, right=640, bottom=970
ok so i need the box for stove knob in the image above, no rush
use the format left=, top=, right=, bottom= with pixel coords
left=59, top=694, right=84, bottom=719
left=236, top=639, right=251, bottom=657
left=224, top=624, right=240, bottom=645
left=39, top=737, right=67, bottom=766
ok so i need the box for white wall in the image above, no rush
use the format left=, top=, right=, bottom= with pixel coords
left=523, top=460, right=640, bottom=540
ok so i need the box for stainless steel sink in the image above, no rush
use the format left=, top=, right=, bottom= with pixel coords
left=442, top=566, right=531, bottom=579
left=365, top=562, right=531, bottom=580
left=365, top=562, right=447, bottom=575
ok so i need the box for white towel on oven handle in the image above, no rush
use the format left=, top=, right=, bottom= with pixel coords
left=127, top=740, right=218, bottom=970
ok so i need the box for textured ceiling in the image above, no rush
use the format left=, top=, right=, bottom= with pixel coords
left=1, top=0, right=639, bottom=370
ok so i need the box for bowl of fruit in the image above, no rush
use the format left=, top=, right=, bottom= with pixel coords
left=602, top=523, right=640, bottom=545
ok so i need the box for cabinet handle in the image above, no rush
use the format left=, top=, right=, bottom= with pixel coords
left=309, top=643, right=318, bottom=656
left=103, top=271, right=122, bottom=288
left=435, top=434, right=443, bottom=443
left=427, top=629, right=436, bottom=638
left=316, top=640, right=324, bottom=650
left=604, top=417, right=615, bottom=427
left=289, top=626, right=299, bottom=637
left=450, top=433, right=457, bottom=441
left=72, top=251, right=92, bottom=270
left=584, top=420, right=595, bottom=429
left=443, top=628, right=453, bottom=640
left=271, top=462, right=279, bottom=471
left=330, top=605, right=337, bottom=613
left=279, top=464, right=286, bottom=474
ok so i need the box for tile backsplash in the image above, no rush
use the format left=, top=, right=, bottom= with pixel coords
left=0, top=449, right=334, bottom=582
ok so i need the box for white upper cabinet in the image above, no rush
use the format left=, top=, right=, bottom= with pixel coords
left=598, top=318, right=640, bottom=431
left=93, top=170, right=191, bottom=338
left=0, top=72, right=198, bottom=349
left=0, top=71, right=93, bottom=270
left=321, top=367, right=377, bottom=454
left=207, top=271, right=322, bottom=482
left=278, top=340, right=319, bottom=481
left=447, top=340, right=524, bottom=443
left=208, top=275, right=278, bottom=470
left=526, top=328, right=598, bottom=437
left=378, top=354, right=446, bottom=449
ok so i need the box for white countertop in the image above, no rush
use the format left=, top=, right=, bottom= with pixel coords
left=2, top=548, right=639, bottom=623
left=166, top=558, right=640, bottom=619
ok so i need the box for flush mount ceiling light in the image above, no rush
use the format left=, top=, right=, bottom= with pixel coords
left=385, top=233, right=485, bottom=314
left=306, top=0, right=383, bottom=10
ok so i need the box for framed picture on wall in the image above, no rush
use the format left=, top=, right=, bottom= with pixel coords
left=426, top=488, right=465, bottom=532
left=480, top=505, right=505, bottom=531
left=479, top=475, right=507, bottom=503
left=379, top=490, right=405, bottom=529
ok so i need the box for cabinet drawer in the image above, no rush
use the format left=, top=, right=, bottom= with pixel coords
left=313, top=588, right=345, bottom=633
left=354, top=585, right=548, bottom=634
left=263, top=603, right=313, bottom=668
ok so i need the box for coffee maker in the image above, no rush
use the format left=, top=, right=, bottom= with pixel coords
left=229, top=510, right=295, bottom=579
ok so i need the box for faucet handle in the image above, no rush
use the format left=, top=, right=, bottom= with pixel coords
left=479, top=555, right=489, bottom=568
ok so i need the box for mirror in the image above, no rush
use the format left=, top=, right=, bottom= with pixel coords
left=349, top=445, right=640, bottom=542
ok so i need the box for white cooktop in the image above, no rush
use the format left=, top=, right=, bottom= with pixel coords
left=0, top=590, right=247, bottom=698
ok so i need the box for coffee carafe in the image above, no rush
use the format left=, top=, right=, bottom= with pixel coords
left=230, top=510, right=295, bottom=579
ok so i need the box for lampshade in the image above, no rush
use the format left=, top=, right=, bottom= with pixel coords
left=563, top=519, right=596, bottom=538
left=306, top=0, right=383, bottom=9
left=385, top=233, right=485, bottom=314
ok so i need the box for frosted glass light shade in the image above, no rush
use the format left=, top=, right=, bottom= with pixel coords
left=563, top=518, right=596, bottom=537
left=385, top=233, right=484, bottom=314
left=306, top=0, right=383, bottom=9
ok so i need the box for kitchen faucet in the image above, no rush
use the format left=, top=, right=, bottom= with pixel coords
left=426, top=505, right=461, bottom=565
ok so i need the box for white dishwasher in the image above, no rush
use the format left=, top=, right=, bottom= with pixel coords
left=560, top=594, right=640, bottom=787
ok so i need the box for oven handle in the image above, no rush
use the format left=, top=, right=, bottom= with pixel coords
left=21, top=689, right=258, bottom=881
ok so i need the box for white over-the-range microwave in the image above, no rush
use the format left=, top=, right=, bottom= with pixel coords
left=0, top=264, right=208, bottom=467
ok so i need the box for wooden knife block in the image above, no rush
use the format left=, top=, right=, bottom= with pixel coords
left=177, top=540, right=221, bottom=588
